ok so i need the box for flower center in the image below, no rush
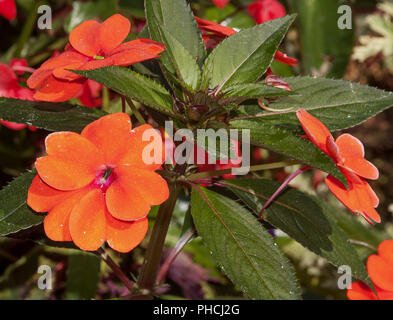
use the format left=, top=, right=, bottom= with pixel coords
left=93, top=55, right=105, bottom=60
left=94, top=166, right=115, bottom=192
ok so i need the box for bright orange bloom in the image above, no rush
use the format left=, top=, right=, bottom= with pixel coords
left=27, top=14, right=165, bottom=102
left=195, top=17, right=298, bottom=66
left=296, top=109, right=380, bottom=224
left=27, top=113, right=169, bottom=252
left=347, top=240, right=393, bottom=300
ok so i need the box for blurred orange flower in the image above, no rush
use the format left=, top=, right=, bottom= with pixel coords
left=27, top=14, right=165, bottom=102
left=27, top=113, right=169, bottom=252
left=296, top=109, right=380, bottom=224
left=347, top=240, right=393, bottom=300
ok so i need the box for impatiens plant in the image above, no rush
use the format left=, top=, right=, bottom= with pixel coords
left=1, top=0, right=393, bottom=300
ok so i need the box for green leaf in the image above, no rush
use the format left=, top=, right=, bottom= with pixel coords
left=118, top=0, right=145, bottom=19
left=220, top=83, right=295, bottom=104
left=64, top=0, right=117, bottom=33
left=73, top=66, right=174, bottom=114
left=230, top=118, right=347, bottom=185
left=145, top=0, right=206, bottom=65
left=201, top=15, right=296, bottom=93
left=191, top=187, right=301, bottom=300
left=157, top=25, right=201, bottom=91
left=0, top=98, right=105, bottom=132
left=0, top=171, right=43, bottom=236
left=225, top=179, right=369, bottom=283
left=66, top=250, right=101, bottom=300
left=237, top=76, right=393, bottom=132
left=288, top=0, right=354, bottom=78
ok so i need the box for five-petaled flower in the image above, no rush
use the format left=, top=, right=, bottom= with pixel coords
left=27, top=113, right=169, bottom=252
left=27, top=14, right=165, bottom=102
left=195, top=17, right=297, bottom=67
left=347, top=240, right=393, bottom=300
left=248, top=0, right=286, bottom=25
left=296, top=109, right=380, bottom=224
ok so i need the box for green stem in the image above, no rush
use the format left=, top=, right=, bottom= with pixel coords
left=102, top=86, right=110, bottom=112
left=187, top=160, right=300, bottom=181
left=126, top=98, right=146, bottom=124
left=137, top=183, right=181, bottom=293
left=15, top=0, right=45, bottom=58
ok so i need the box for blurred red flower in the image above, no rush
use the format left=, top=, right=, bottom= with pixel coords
left=212, top=0, right=230, bottom=8
left=0, top=0, right=16, bottom=21
left=248, top=0, right=286, bottom=24
left=0, top=60, right=36, bottom=131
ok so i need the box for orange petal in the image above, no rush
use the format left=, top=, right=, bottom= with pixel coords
left=195, top=17, right=236, bottom=37
left=296, top=109, right=333, bottom=155
left=44, top=188, right=89, bottom=242
left=36, top=132, right=104, bottom=190
left=347, top=282, right=377, bottom=300
left=338, top=156, right=379, bottom=180
left=325, top=174, right=381, bottom=224
left=81, top=113, right=132, bottom=164
left=69, top=189, right=106, bottom=251
left=118, top=124, right=165, bottom=170
left=107, top=39, right=165, bottom=57
left=105, top=168, right=151, bottom=221
left=27, top=175, right=76, bottom=212
left=105, top=166, right=168, bottom=221
left=69, top=20, right=101, bottom=57
left=99, top=14, right=131, bottom=55
left=378, top=240, right=393, bottom=265
left=367, top=254, right=393, bottom=291
left=336, top=134, right=379, bottom=180
left=106, top=213, right=148, bottom=253
left=274, top=51, right=298, bottom=67
left=33, top=75, right=84, bottom=102
left=336, top=134, right=364, bottom=158
left=27, top=68, right=53, bottom=89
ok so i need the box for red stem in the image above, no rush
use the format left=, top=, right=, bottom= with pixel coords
left=258, top=165, right=311, bottom=219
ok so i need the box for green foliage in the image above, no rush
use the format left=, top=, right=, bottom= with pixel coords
left=230, top=118, right=346, bottom=185
left=236, top=76, right=393, bottom=132
left=66, top=250, right=101, bottom=300
left=0, top=98, right=105, bottom=132
left=191, top=187, right=301, bottom=300
left=0, top=171, right=43, bottom=236
left=74, top=67, right=174, bottom=115
left=201, top=15, right=296, bottom=93
left=225, top=179, right=369, bottom=283
left=288, top=0, right=354, bottom=78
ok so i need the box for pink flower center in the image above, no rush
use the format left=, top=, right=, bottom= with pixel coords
left=94, top=166, right=115, bottom=192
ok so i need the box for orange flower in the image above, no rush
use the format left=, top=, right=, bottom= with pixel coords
left=27, top=14, right=165, bottom=102
left=27, top=113, right=169, bottom=252
left=347, top=240, right=393, bottom=300
left=296, top=109, right=380, bottom=224
left=195, top=17, right=298, bottom=66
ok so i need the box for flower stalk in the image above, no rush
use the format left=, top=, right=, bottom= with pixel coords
left=137, top=182, right=182, bottom=294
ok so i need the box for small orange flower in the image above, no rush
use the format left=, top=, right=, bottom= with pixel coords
left=296, top=109, right=380, bottom=224
left=347, top=240, right=393, bottom=300
left=27, top=14, right=165, bottom=102
left=27, top=113, right=169, bottom=252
